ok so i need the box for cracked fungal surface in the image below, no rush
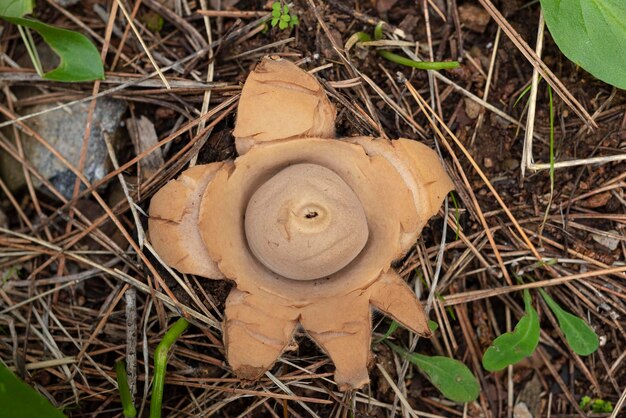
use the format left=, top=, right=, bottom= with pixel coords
left=149, top=56, right=454, bottom=391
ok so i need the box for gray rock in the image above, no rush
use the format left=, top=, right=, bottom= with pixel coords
left=513, top=403, right=533, bottom=418
left=592, top=230, right=621, bottom=251
left=0, top=97, right=126, bottom=200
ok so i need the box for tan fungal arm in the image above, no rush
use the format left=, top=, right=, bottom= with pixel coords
left=224, top=289, right=298, bottom=380
left=232, top=57, right=336, bottom=154
left=369, top=270, right=431, bottom=337
left=393, top=138, right=455, bottom=218
left=148, top=163, right=227, bottom=279
left=300, top=294, right=372, bottom=390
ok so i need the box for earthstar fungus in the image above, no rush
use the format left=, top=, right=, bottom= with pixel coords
left=149, top=57, right=454, bottom=390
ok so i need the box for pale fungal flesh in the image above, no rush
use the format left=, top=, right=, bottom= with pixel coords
left=149, top=56, right=454, bottom=391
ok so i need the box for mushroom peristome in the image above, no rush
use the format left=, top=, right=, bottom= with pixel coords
left=148, top=56, right=454, bottom=391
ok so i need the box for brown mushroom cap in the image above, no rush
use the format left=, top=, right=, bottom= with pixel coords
left=232, top=57, right=336, bottom=155
left=245, top=163, right=369, bottom=280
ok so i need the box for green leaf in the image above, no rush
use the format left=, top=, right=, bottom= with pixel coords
left=374, top=320, right=399, bottom=344
left=281, top=14, right=291, bottom=22
left=283, top=5, right=289, bottom=14
left=0, top=16, right=104, bottom=82
left=0, top=0, right=33, bottom=18
left=539, top=0, right=626, bottom=89
left=428, top=320, right=439, bottom=331
left=271, top=9, right=281, bottom=18
left=539, top=289, right=599, bottom=356
left=271, top=1, right=281, bottom=11
left=290, top=15, right=299, bottom=27
left=387, top=342, right=480, bottom=403
left=482, top=290, right=540, bottom=371
left=278, top=19, right=288, bottom=30
left=271, top=17, right=279, bottom=27
left=0, top=364, right=67, bottom=418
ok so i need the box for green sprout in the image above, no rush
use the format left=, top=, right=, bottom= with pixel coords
left=115, top=361, right=137, bottom=418
left=579, top=396, right=613, bottom=413
left=270, top=2, right=299, bottom=30
left=348, top=22, right=459, bottom=71
left=149, top=317, right=190, bottom=418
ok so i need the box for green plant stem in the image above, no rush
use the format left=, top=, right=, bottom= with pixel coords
left=17, top=25, right=43, bottom=76
left=149, top=318, right=190, bottom=418
left=115, top=361, right=137, bottom=418
left=351, top=29, right=459, bottom=71
left=377, top=50, right=460, bottom=70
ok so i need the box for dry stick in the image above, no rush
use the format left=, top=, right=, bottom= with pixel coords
left=0, top=227, right=215, bottom=328
left=521, top=10, right=544, bottom=178
left=442, top=265, right=626, bottom=306
left=60, top=0, right=119, bottom=281
left=306, top=0, right=384, bottom=136
left=0, top=177, right=32, bottom=229
left=2, top=87, right=50, bottom=239
left=43, top=0, right=144, bottom=74
left=476, top=0, right=596, bottom=129
left=190, top=0, right=216, bottom=167
left=115, top=0, right=170, bottom=89
left=197, top=9, right=268, bottom=18
left=0, top=137, right=133, bottom=275
left=0, top=71, right=219, bottom=89
left=103, top=133, right=145, bottom=248
left=111, top=0, right=143, bottom=71
left=609, top=386, right=626, bottom=418
left=0, top=11, right=263, bottom=131
left=0, top=106, right=188, bottom=327
left=375, top=364, right=420, bottom=418
left=536, top=348, right=586, bottom=415
left=469, top=27, right=501, bottom=146
left=405, top=82, right=555, bottom=276
left=408, top=83, right=514, bottom=286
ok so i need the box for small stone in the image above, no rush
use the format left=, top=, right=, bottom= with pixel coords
left=502, top=158, right=520, bottom=171
left=0, top=97, right=126, bottom=200
left=513, top=402, right=533, bottom=418
left=458, top=4, right=491, bottom=33
left=464, top=98, right=481, bottom=119
left=592, top=230, right=620, bottom=251
left=484, top=157, right=494, bottom=168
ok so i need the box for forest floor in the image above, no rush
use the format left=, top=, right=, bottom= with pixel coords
left=0, top=0, right=624, bottom=417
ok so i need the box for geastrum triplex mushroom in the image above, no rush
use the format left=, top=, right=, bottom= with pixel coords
left=149, top=57, right=454, bottom=390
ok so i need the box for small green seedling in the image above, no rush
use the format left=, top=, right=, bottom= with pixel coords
left=481, top=282, right=599, bottom=373
left=539, top=289, right=599, bottom=356
left=347, top=22, right=459, bottom=71
left=387, top=342, right=480, bottom=403
left=149, top=317, right=189, bottom=418
left=579, top=396, right=614, bottom=413
left=115, top=361, right=137, bottom=418
left=482, top=290, right=540, bottom=371
left=270, top=2, right=299, bottom=30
